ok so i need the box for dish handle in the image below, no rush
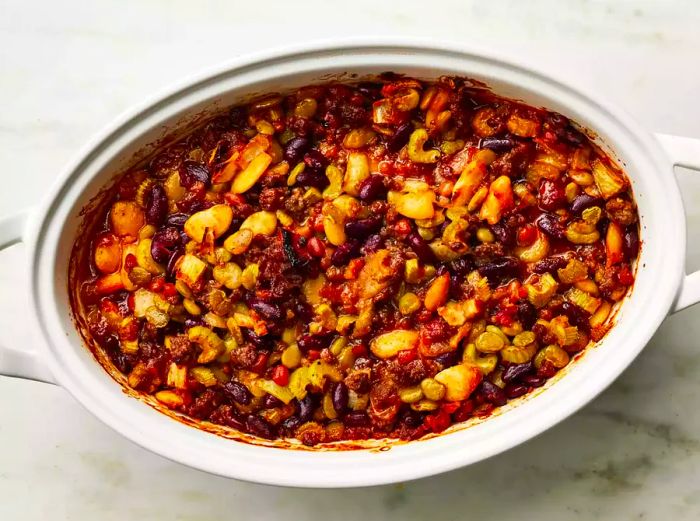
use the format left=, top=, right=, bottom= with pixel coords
left=656, top=133, right=700, bottom=314
left=0, top=209, right=56, bottom=384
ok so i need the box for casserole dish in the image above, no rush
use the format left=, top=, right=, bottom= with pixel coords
left=1, top=40, right=699, bottom=487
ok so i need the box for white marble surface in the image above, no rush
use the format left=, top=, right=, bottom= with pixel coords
left=2, top=0, right=700, bottom=518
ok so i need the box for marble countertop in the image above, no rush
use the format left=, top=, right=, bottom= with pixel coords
left=2, top=0, right=700, bottom=518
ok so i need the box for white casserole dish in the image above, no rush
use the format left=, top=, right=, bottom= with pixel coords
left=1, top=40, right=700, bottom=488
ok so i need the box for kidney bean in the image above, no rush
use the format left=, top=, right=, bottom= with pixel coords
left=449, top=256, right=475, bottom=278
left=151, top=226, right=183, bottom=264
left=145, top=184, right=168, bottom=225
left=248, top=298, right=283, bottom=322
left=295, top=169, right=329, bottom=189
left=303, top=149, right=328, bottom=174
left=283, top=136, right=310, bottom=164
left=478, top=257, right=520, bottom=282
left=361, top=234, right=384, bottom=254
left=490, top=222, right=515, bottom=247
left=223, top=381, right=252, bottom=405
left=331, top=239, right=361, bottom=266
left=623, top=227, right=639, bottom=260
left=504, top=383, right=529, bottom=399
left=345, top=216, right=383, bottom=239
left=386, top=122, right=413, bottom=152
left=331, top=382, right=349, bottom=414
left=297, top=396, right=315, bottom=423
left=480, top=136, right=515, bottom=154
left=263, top=395, right=283, bottom=409
left=435, top=351, right=458, bottom=368
left=344, top=411, right=370, bottom=427
left=179, top=160, right=210, bottom=188
left=502, top=361, right=534, bottom=383
left=166, top=213, right=189, bottom=227
left=517, top=300, right=538, bottom=330
left=166, top=249, right=183, bottom=277
left=479, top=381, right=507, bottom=406
left=536, top=213, right=566, bottom=239
left=522, top=374, right=546, bottom=388
left=358, top=175, right=387, bottom=201
left=407, top=232, right=437, bottom=263
left=297, top=333, right=333, bottom=352
left=245, top=414, right=275, bottom=439
left=538, top=179, right=567, bottom=211
left=242, top=329, right=273, bottom=350
left=571, top=193, right=602, bottom=215
left=279, top=416, right=301, bottom=437
left=531, top=254, right=569, bottom=275
left=184, top=317, right=207, bottom=329
left=400, top=409, right=424, bottom=428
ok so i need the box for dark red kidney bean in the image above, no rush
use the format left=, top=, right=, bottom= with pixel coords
left=561, top=302, right=591, bottom=333
left=555, top=125, right=586, bottom=147
left=522, top=374, right=546, bottom=388
left=331, top=239, right=361, bottom=266
left=245, top=414, right=275, bottom=439
left=279, top=416, right=301, bottom=437
left=184, top=317, right=207, bottom=329
left=502, top=361, right=534, bottom=383
left=242, top=329, right=274, bottom=349
left=145, top=184, right=168, bottom=225
left=480, top=136, right=515, bottom=154
left=517, top=300, right=538, bottom=330
left=331, top=382, right=349, bottom=414
left=479, top=381, right=507, bottom=406
left=345, top=215, right=382, bottom=239
left=361, top=234, right=384, bottom=254
left=435, top=351, right=458, bottom=368
left=283, top=136, right=310, bottom=164
left=297, top=396, right=315, bottom=423
left=505, top=383, right=529, bottom=399
left=344, top=411, right=370, bottom=427
left=400, top=409, right=424, bottom=428
left=490, top=222, right=515, bottom=247
left=295, top=169, right=329, bottom=189
left=151, top=226, right=183, bottom=264
left=478, top=257, right=520, bottom=282
left=623, top=227, right=639, bottom=260
left=407, top=232, right=437, bottom=263
left=570, top=193, right=602, bottom=215
left=166, top=249, right=184, bottom=277
left=297, top=333, right=333, bottom=352
left=449, top=256, right=475, bottom=278
left=179, top=160, right=211, bottom=188
left=358, top=175, right=388, bottom=201
left=166, top=213, right=189, bottom=227
left=262, top=394, right=283, bottom=409
left=531, top=254, right=569, bottom=274
left=248, top=298, right=282, bottom=322
left=386, top=122, right=413, bottom=152
left=222, top=381, right=252, bottom=405
left=536, top=213, right=566, bottom=239
left=303, top=150, right=328, bottom=173
left=293, top=301, right=313, bottom=322
left=538, top=179, right=567, bottom=211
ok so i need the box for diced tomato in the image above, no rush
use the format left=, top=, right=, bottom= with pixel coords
left=271, top=365, right=290, bottom=386
left=397, top=348, right=418, bottom=364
